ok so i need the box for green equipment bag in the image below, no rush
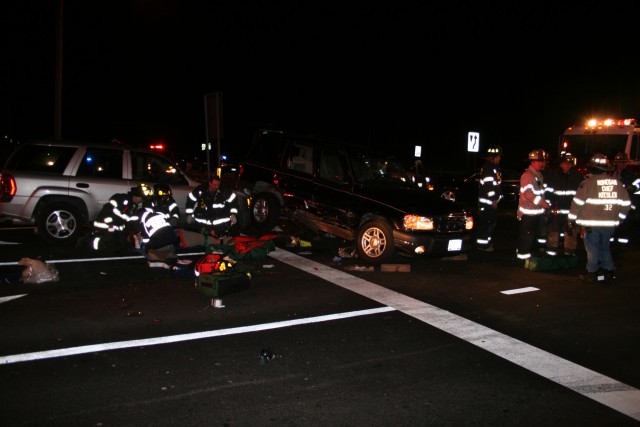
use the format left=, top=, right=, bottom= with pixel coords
left=525, top=254, right=578, bottom=271
left=195, top=271, right=252, bottom=298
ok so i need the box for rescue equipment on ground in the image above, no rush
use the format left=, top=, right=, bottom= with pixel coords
left=524, top=254, right=578, bottom=271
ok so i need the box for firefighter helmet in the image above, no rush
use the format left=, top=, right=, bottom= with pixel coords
left=154, top=183, right=172, bottom=197
left=527, top=149, right=548, bottom=162
left=559, top=153, right=575, bottom=164
left=485, top=145, right=502, bottom=157
left=614, top=152, right=630, bottom=163
left=131, top=183, right=153, bottom=198
left=588, top=153, right=612, bottom=171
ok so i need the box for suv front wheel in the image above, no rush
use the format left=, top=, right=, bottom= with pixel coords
left=355, top=218, right=394, bottom=264
left=36, top=203, right=85, bottom=246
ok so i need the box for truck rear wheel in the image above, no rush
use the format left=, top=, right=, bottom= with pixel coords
left=250, top=193, right=281, bottom=231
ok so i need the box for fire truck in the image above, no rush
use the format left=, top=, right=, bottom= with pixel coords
left=559, top=117, right=640, bottom=175
left=560, top=117, right=640, bottom=219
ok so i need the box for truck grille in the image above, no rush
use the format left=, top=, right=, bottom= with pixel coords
left=435, top=213, right=470, bottom=233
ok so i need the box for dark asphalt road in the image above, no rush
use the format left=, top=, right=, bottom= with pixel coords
left=1, top=211, right=639, bottom=426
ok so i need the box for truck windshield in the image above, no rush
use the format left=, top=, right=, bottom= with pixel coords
left=561, top=134, right=628, bottom=163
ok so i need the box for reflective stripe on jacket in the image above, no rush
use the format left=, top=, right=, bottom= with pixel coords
left=518, top=165, right=547, bottom=218
left=568, top=173, right=631, bottom=227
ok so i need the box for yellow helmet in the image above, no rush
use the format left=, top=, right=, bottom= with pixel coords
left=485, top=145, right=502, bottom=157
left=131, top=183, right=153, bottom=198
left=528, top=149, right=548, bottom=162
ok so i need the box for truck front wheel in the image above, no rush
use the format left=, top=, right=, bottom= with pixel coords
left=355, top=219, right=394, bottom=264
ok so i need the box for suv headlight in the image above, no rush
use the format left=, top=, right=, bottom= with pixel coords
left=403, top=214, right=434, bottom=231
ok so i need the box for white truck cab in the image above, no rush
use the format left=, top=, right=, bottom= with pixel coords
left=559, top=117, right=640, bottom=174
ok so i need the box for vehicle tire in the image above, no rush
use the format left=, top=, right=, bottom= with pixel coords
left=250, top=193, right=281, bottom=231
left=232, top=192, right=251, bottom=231
left=355, top=218, right=394, bottom=264
left=36, top=203, right=85, bottom=246
left=441, top=190, right=456, bottom=203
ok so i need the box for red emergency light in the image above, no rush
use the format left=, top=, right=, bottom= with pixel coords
left=149, top=143, right=165, bottom=150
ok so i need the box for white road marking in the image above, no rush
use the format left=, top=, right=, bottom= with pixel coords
left=267, top=248, right=640, bottom=422
left=0, top=252, right=205, bottom=267
left=0, top=241, right=20, bottom=245
left=501, top=286, right=539, bottom=295
left=0, top=294, right=27, bottom=304
left=0, top=307, right=394, bottom=365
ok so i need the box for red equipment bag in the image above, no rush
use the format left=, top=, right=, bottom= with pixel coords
left=194, top=253, right=235, bottom=274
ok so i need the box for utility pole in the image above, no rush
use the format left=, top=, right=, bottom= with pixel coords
left=54, top=0, right=64, bottom=140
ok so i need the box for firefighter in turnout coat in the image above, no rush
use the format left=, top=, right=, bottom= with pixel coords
left=91, top=183, right=150, bottom=253
left=185, top=175, right=239, bottom=237
left=569, top=153, right=631, bottom=282
left=516, top=149, right=551, bottom=260
left=544, top=153, right=584, bottom=256
left=609, top=152, right=640, bottom=250
left=476, top=145, right=503, bottom=251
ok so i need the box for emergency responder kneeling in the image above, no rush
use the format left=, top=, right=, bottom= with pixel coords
left=185, top=175, right=239, bottom=240
left=132, top=204, right=180, bottom=268
left=148, top=183, right=180, bottom=226
left=91, top=183, right=151, bottom=254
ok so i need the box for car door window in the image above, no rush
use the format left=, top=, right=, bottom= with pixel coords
left=76, top=148, right=123, bottom=179
left=131, top=151, right=188, bottom=186
left=286, top=143, right=314, bottom=175
left=319, top=148, right=347, bottom=184
left=6, top=145, right=76, bottom=174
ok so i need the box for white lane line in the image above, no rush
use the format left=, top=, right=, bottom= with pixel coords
left=0, top=241, right=20, bottom=245
left=0, top=294, right=27, bottom=304
left=0, top=252, right=205, bottom=267
left=501, top=287, right=539, bottom=295
left=267, top=248, right=640, bottom=422
left=0, top=307, right=394, bottom=365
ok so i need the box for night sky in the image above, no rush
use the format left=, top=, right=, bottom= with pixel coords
left=3, top=1, right=640, bottom=170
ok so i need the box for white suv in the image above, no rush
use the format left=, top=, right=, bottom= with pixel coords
left=0, top=140, right=202, bottom=245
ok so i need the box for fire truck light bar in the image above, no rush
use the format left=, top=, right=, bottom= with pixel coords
left=586, top=118, right=636, bottom=128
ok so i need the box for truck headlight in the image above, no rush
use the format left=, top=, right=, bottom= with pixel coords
left=403, top=215, right=434, bottom=231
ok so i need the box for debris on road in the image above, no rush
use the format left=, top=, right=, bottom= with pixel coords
left=17, top=257, right=59, bottom=284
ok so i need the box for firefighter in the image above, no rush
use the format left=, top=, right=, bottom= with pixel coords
left=516, top=149, right=551, bottom=261
left=544, top=153, right=584, bottom=256
left=133, top=205, right=180, bottom=266
left=91, top=183, right=151, bottom=253
left=569, top=153, right=631, bottom=281
left=476, top=145, right=503, bottom=251
left=185, top=175, right=238, bottom=237
left=148, top=183, right=180, bottom=226
left=609, top=152, right=640, bottom=251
